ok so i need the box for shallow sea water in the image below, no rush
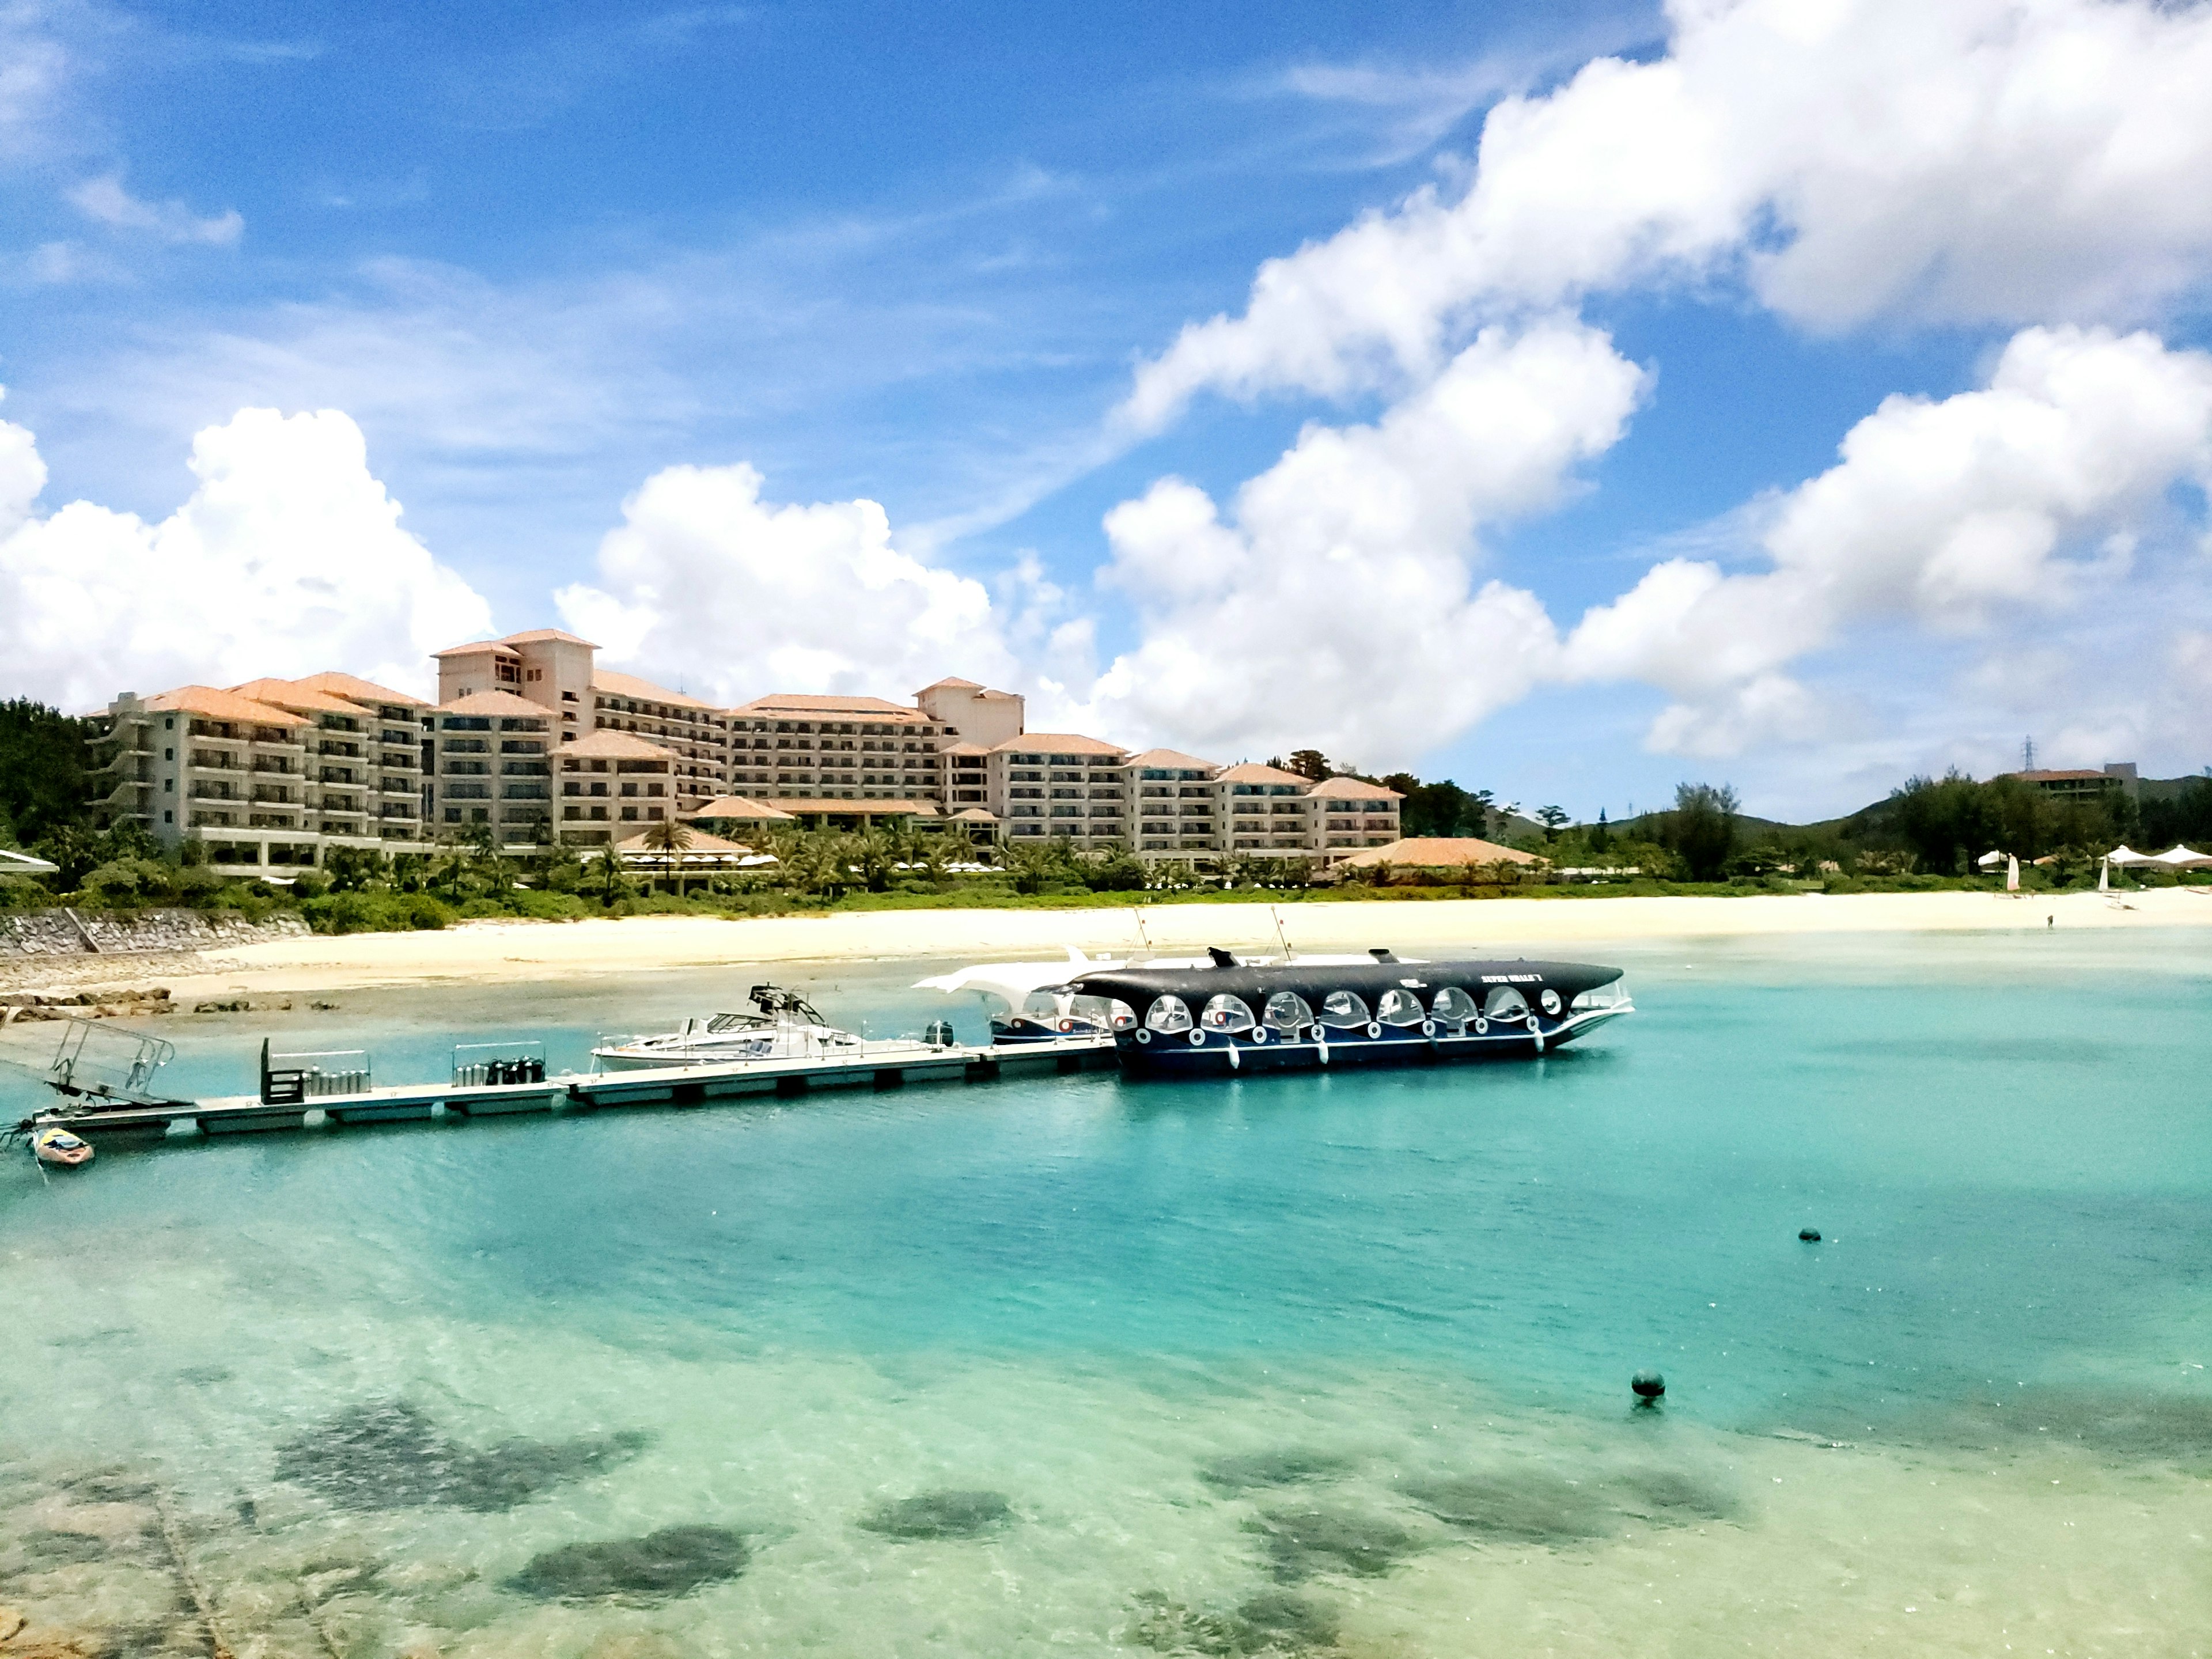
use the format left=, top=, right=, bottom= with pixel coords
left=3, top=928, right=2211, bottom=1657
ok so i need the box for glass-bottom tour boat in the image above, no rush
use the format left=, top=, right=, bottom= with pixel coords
left=1069, top=949, right=1633, bottom=1077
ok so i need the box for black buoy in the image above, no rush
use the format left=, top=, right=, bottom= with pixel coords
left=1631, top=1369, right=1665, bottom=1403
left=1799, top=1227, right=1822, bottom=1242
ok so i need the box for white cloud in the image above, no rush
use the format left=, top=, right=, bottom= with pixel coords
left=1124, top=0, right=2212, bottom=431
left=554, top=460, right=1017, bottom=706
left=1075, top=317, right=1646, bottom=766
left=69, top=171, right=242, bottom=245
left=0, top=399, right=491, bottom=710
left=1564, top=326, right=2212, bottom=753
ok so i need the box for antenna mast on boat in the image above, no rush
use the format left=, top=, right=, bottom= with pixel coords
left=1270, top=904, right=1293, bottom=961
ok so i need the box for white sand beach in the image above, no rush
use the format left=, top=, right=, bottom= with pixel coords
left=44, top=884, right=2207, bottom=1001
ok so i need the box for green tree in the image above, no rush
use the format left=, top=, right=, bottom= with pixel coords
left=1536, top=805, right=1569, bottom=842
left=1664, top=783, right=1740, bottom=881
left=1285, top=749, right=1332, bottom=782
left=0, top=699, right=97, bottom=847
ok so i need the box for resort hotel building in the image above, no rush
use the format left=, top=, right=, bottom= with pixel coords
left=91, top=631, right=1398, bottom=868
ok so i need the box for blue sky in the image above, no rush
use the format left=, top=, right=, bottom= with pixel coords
left=5, top=0, right=2212, bottom=820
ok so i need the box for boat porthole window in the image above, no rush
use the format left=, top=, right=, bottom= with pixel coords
left=1429, top=986, right=1479, bottom=1026
left=1377, top=988, right=1425, bottom=1027
left=1263, top=991, right=1315, bottom=1033
left=1525, top=1014, right=1541, bottom=1032
left=1146, top=995, right=1194, bottom=1034
left=1200, top=993, right=1257, bottom=1034
left=1251, top=1025, right=1268, bottom=1043
left=1474, top=1016, right=1488, bottom=1035
left=1320, top=990, right=1370, bottom=1029
left=1540, top=988, right=1562, bottom=1016
left=1188, top=1028, right=1207, bottom=1046
left=1135, top=1028, right=1152, bottom=1044
left=1365, top=1021, right=1382, bottom=1038
left=1419, top=1020, right=1436, bottom=1037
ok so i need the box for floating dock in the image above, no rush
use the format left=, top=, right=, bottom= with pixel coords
left=16, top=1022, right=1117, bottom=1147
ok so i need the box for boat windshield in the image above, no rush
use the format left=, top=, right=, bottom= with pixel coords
left=1429, top=986, right=1479, bottom=1024
left=1319, top=991, right=1370, bottom=1029
left=704, top=1012, right=770, bottom=1033
left=1070, top=995, right=1118, bottom=1028
left=1104, top=999, right=1139, bottom=1031
left=1483, top=986, right=1531, bottom=1020
left=1020, top=988, right=1071, bottom=1019
left=1377, top=988, right=1425, bottom=1027
left=1200, top=994, right=1256, bottom=1033
left=1262, top=991, right=1313, bottom=1032
left=1145, top=995, right=1194, bottom=1034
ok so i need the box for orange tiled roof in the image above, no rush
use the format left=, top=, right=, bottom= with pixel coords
left=592, top=669, right=717, bottom=711
left=438, top=690, right=552, bottom=719
left=992, top=732, right=1126, bottom=756
left=733, top=693, right=929, bottom=721
left=1124, top=747, right=1217, bottom=770
left=1306, top=775, right=1403, bottom=800
left=228, top=678, right=366, bottom=716
left=1217, top=762, right=1309, bottom=785
left=1335, top=837, right=1539, bottom=868
left=562, top=729, right=677, bottom=760
left=682, top=796, right=798, bottom=821
left=293, top=671, right=429, bottom=707
left=145, top=685, right=308, bottom=725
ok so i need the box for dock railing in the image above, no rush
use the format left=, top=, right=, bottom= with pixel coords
left=260, top=1040, right=370, bottom=1103
left=48, top=1019, right=177, bottom=1103
left=452, top=1041, right=548, bottom=1087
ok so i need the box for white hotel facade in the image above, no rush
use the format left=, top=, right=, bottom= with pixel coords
left=95, top=630, right=1397, bottom=868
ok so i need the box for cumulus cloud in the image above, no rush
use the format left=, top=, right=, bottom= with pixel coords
left=69, top=172, right=243, bottom=245
left=1124, top=0, right=2212, bottom=431
left=1077, top=317, right=1646, bottom=765
left=1563, top=327, right=2212, bottom=753
left=0, top=398, right=491, bottom=710
left=554, top=460, right=1018, bottom=706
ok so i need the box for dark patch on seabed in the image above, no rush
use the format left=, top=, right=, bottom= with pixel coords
left=272, top=1400, right=649, bottom=1512
left=1403, top=1465, right=1738, bottom=1545
left=1245, top=1505, right=1419, bottom=1582
left=857, top=1488, right=1014, bottom=1540
left=1768, top=1385, right=2212, bottom=1464
left=504, top=1525, right=751, bottom=1604
left=1198, top=1450, right=1352, bottom=1493
left=1130, top=1588, right=1342, bottom=1656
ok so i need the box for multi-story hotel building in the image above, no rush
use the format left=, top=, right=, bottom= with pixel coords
left=93, top=627, right=1400, bottom=865
left=97, top=675, right=430, bottom=868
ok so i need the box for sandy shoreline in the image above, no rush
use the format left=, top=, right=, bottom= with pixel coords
left=5, top=886, right=2206, bottom=1000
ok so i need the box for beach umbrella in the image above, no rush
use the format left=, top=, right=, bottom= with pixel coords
left=1975, top=850, right=2006, bottom=868
left=2153, top=845, right=2212, bottom=869
left=2105, top=845, right=2157, bottom=866
left=2007, top=854, right=2020, bottom=892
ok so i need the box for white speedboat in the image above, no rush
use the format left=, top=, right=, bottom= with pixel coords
left=590, top=984, right=951, bottom=1072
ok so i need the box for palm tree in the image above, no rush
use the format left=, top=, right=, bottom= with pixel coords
left=641, top=817, right=694, bottom=895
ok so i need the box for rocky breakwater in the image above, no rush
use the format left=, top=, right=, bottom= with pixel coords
left=1, top=990, right=174, bottom=1027
left=0, top=910, right=309, bottom=960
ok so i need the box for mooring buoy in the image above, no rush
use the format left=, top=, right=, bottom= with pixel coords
left=1800, top=1227, right=1822, bottom=1242
left=1631, top=1369, right=1665, bottom=1402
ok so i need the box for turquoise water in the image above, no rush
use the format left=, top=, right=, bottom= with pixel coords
left=4, top=931, right=2211, bottom=1656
